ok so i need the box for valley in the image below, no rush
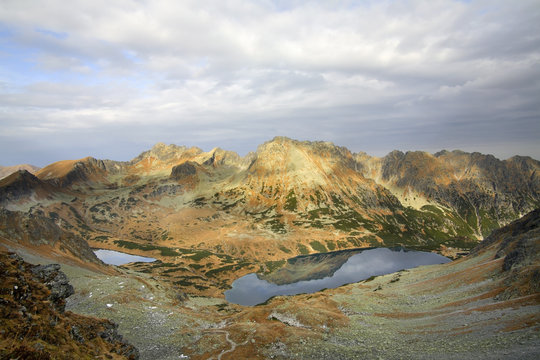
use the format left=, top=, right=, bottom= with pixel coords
left=3, top=209, right=539, bottom=359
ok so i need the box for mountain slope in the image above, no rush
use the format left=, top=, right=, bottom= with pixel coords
left=0, top=137, right=538, bottom=295
left=358, top=149, right=540, bottom=238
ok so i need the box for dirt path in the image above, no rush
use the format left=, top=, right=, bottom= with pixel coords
left=206, top=329, right=249, bottom=360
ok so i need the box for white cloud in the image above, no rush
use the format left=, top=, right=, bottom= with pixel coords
left=0, top=0, right=539, bottom=165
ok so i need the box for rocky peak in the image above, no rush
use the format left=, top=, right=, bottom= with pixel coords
left=132, top=143, right=201, bottom=163
left=254, top=137, right=354, bottom=168
left=506, top=155, right=540, bottom=172
left=0, top=170, right=48, bottom=203
left=35, top=157, right=118, bottom=187
left=250, top=137, right=329, bottom=183
left=0, top=169, right=40, bottom=186
left=0, top=164, right=40, bottom=180
left=199, top=147, right=247, bottom=168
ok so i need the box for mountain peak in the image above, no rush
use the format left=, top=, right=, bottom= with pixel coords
left=132, top=143, right=203, bottom=163
left=0, top=164, right=41, bottom=180
left=0, top=169, right=39, bottom=187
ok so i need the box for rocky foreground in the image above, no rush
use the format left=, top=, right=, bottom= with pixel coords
left=0, top=251, right=138, bottom=359
left=2, top=209, right=538, bottom=359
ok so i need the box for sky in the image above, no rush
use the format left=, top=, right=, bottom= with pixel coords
left=1, top=0, right=539, bottom=167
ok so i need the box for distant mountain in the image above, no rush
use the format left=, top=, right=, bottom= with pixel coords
left=0, top=164, right=40, bottom=179
left=0, top=137, right=538, bottom=294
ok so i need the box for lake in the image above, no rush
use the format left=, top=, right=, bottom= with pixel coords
left=93, top=249, right=157, bottom=265
left=225, top=247, right=450, bottom=306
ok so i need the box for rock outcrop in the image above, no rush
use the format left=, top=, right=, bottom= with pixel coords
left=0, top=252, right=139, bottom=359
left=30, top=263, right=74, bottom=311
left=170, top=161, right=199, bottom=179
left=472, top=208, right=540, bottom=300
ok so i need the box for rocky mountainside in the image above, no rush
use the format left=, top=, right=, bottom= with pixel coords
left=0, top=251, right=138, bottom=359
left=0, top=208, right=102, bottom=266
left=0, top=137, right=538, bottom=295
left=0, top=164, right=40, bottom=180
left=472, top=208, right=540, bottom=300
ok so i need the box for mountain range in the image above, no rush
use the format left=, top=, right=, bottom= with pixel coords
left=1, top=137, right=539, bottom=295
left=1, top=137, right=539, bottom=292
left=1, top=137, right=539, bottom=359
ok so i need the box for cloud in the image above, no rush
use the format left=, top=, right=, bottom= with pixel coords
left=0, top=0, right=539, bottom=166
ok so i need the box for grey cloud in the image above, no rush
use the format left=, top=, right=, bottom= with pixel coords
left=0, top=0, right=539, bottom=166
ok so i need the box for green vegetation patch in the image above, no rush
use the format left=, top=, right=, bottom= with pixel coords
left=188, top=263, right=205, bottom=270
left=284, top=190, right=298, bottom=211
left=187, top=250, right=213, bottom=261
left=297, top=243, right=310, bottom=255
left=151, top=262, right=176, bottom=268
left=264, top=260, right=286, bottom=274
left=309, top=220, right=324, bottom=228
left=337, top=240, right=348, bottom=248
left=325, top=241, right=336, bottom=251
left=266, top=218, right=287, bottom=234
left=93, top=235, right=110, bottom=242
left=309, top=240, right=327, bottom=253
left=279, top=245, right=292, bottom=254
left=113, top=240, right=182, bottom=256
left=442, top=236, right=479, bottom=250
left=205, top=265, right=235, bottom=277
left=347, top=237, right=362, bottom=247
left=330, top=194, right=346, bottom=208
left=308, top=207, right=330, bottom=220
left=363, top=234, right=380, bottom=247
left=163, top=267, right=180, bottom=274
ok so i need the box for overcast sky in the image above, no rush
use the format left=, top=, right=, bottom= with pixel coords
left=1, top=0, right=539, bottom=167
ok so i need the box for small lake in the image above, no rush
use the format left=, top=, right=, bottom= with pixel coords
left=225, top=247, right=450, bottom=306
left=93, top=249, right=157, bottom=265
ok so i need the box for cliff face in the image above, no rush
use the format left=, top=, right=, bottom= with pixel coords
left=0, top=252, right=138, bottom=359
left=0, top=137, right=538, bottom=271
left=472, top=208, right=540, bottom=300
left=363, top=150, right=540, bottom=238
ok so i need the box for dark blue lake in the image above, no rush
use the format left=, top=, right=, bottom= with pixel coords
left=225, top=247, right=450, bottom=306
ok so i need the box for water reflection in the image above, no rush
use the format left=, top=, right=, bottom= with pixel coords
left=225, top=248, right=450, bottom=306
left=94, top=249, right=156, bottom=265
